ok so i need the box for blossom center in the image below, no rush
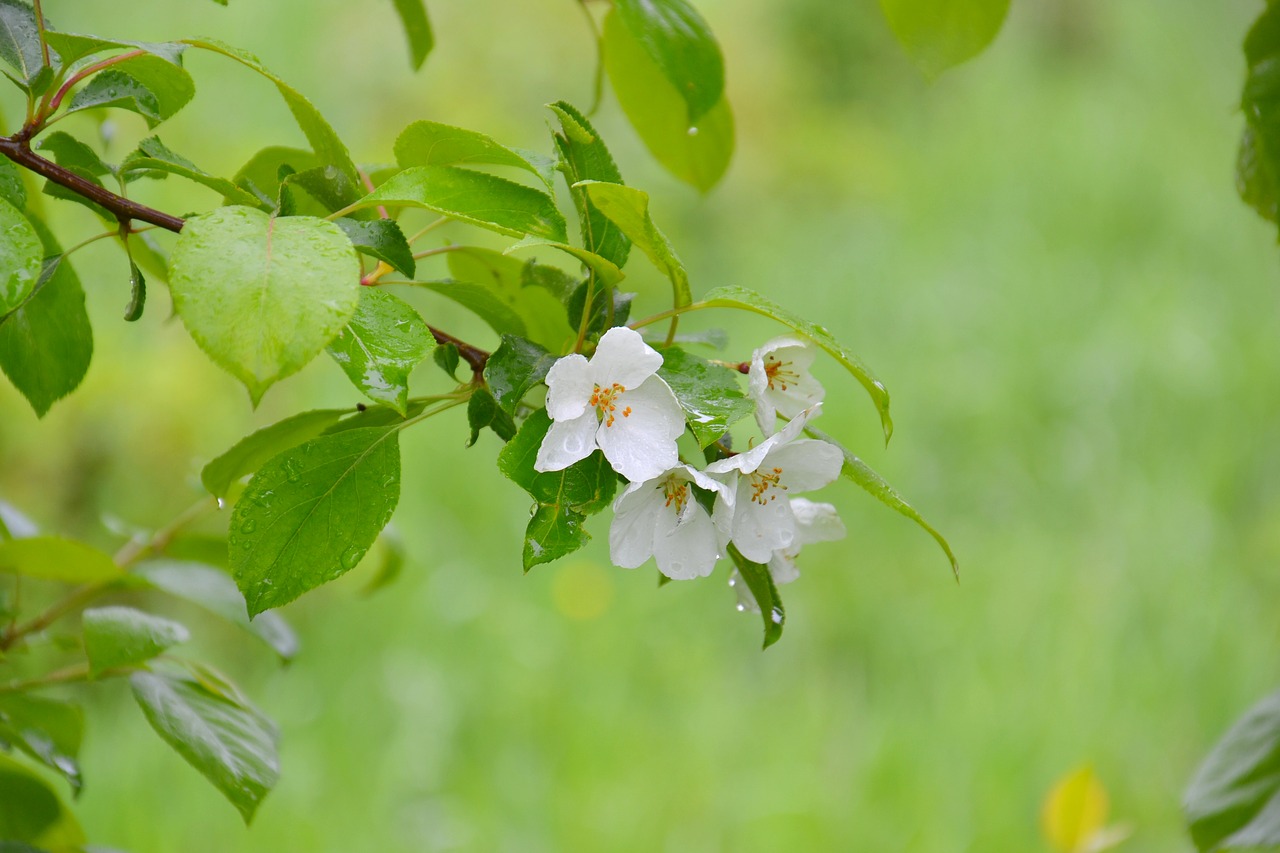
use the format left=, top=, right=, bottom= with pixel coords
left=662, top=476, right=690, bottom=514
left=748, top=466, right=788, bottom=504
left=588, top=382, right=630, bottom=427
left=764, top=358, right=801, bottom=392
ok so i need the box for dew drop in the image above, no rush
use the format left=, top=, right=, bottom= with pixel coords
left=687, top=126, right=699, bottom=137
left=239, top=519, right=257, bottom=534
left=216, top=497, right=226, bottom=510
left=735, top=603, right=746, bottom=612
left=340, top=547, right=362, bottom=569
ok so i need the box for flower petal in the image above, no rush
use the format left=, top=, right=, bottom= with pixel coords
left=731, top=481, right=797, bottom=563
left=590, top=326, right=664, bottom=389
left=768, top=439, right=843, bottom=493
left=596, top=376, right=684, bottom=482
left=544, top=354, right=594, bottom=421
left=609, top=481, right=664, bottom=568
left=654, top=505, right=719, bottom=580
left=791, top=498, right=846, bottom=545
left=768, top=551, right=801, bottom=585
left=534, top=411, right=598, bottom=472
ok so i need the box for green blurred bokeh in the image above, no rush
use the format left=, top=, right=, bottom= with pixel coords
left=1, top=0, right=1277, bottom=850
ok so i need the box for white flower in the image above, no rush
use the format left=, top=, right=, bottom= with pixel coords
left=706, top=405, right=843, bottom=563
left=609, top=465, right=730, bottom=580
left=730, top=499, right=846, bottom=611
left=534, top=326, right=685, bottom=483
left=748, top=335, right=824, bottom=435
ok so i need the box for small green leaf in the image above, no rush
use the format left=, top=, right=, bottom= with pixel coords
left=0, top=753, right=85, bottom=848
left=657, top=346, right=751, bottom=447
left=361, top=525, right=406, bottom=596
left=1241, top=6, right=1280, bottom=235
left=181, top=38, right=362, bottom=203
left=230, top=426, right=401, bottom=614
left=82, top=606, right=189, bottom=676
left=523, top=504, right=588, bottom=571
left=230, top=146, right=323, bottom=211
left=613, top=0, right=724, bottom=124
left=0, top=0, right=53, bottom=91
left=0, top=536, right=121, bottom=583
left=879, top=0, right=1009, bottom=79
left=201, top=409, right=351, bottom=499
left=505, top=235, right=626, bottom=287
left=483, top=334, right=555, bottom=415
left=334, top=218, right=414, bottom=277
left=498, top=408, right=616, bottom=514
left=42, top=32, right=185, bottom=66
left=567, top=280, right=632, bottom=337
left=577, top=180, right=690, bottom=308
left=123, top=260, right=145, bottom=322
left=35, top=131, right=111, bottom=177
left=0, top=218, right=93, bottom=417
left=548, top=102, right=631, bottom=270
left=66, top=54, right=195, bottom=128
left=1238, top=125, right=1278, bottom=224
left=350, top=166, right=568, bottom=241
left=131, top=670, right=278, bottom=824
left=326, top=288, right=433, bottom=415
left=808, top=424, right=958, bottom=579
left=466, top=388, right=516, bottom=446
left=391, top=0, right=434, bottom=70
left=413, top=279, right=528, bottom=338
left=168, top=206, right=362, bottom=405
left=122, top=136, right=265, bottom=208
left=1186, top=689, right=1280, bottom=851
left=395, top=120, right=553, bottom=189
left=0, top=694, right=83, bottom=792
left=0, top=197, right=41, bottom=315
left=701, top=285, right=893, bottom=441
left=603, top=9, right=732, bottom=191
left=137, top=560, right=299, bottom=660
left=433, top=341, right=460, bottom=380
left=727, top=543, right=784, bottom=649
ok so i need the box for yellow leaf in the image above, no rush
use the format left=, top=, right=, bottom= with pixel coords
left=1042, top=765, right=1110, bottom=853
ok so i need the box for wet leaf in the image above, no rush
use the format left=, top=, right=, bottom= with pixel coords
left=326, top=288, right=433, bottom=415
left=82, top=606, right=190, bottom=676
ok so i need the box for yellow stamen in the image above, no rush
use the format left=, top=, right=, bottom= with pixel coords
left=589, top=382, right=626, bottom=427
left=663, top=476, right=690, bottom=514
left=748, top=466, right=789, bottom=504
left=764, top=357, right=801, bottom=392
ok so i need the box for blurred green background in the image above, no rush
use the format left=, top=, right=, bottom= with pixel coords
left=2, top=0, right=1277, bottom=850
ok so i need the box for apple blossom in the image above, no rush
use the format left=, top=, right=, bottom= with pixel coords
left=748, top=335, right=825, bottom=435
left=730, top=498, right=847, bottom=611
left=609, top=465, right=731, bottom=580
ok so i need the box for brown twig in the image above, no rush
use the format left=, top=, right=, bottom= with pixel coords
left=429, top=327, right=489, bottom=376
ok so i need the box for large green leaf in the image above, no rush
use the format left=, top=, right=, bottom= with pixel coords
left=879, top=0, right=1009, bottom=79
left=657, top=345, right=751, bottom=448
left=230, top=426, right=401, bottom=614
left=548, top=102, right=631, bottom=270
left=807, top=424, right=958, bottom=579
left=445, top=247, right=575, bottom=350
left=0, top=536, right=121, bottom=583
left=131, top=670, right=278, bottom=824
left=0, top=0, right=53, bottom=91
left=167, top=206, right=362, bottom=405
left=66, top=54, right=194, bottom=128
left=0, top=694, right=83, bottom=792
left=349, top=166, right=567, bottom=241
left=1185, top=689, right=1280, bottom=851
left=42, top=32, right=185, bottom=66
left=391, top=0, right=434, bottom=69
left=82, top=606, right=190, bottom=677
left=394, top=120, right=553, bottom=189
left=0, top=218, right=93, bottom=418
left=578, top=180, right=690, bottom=308
left=181, top=39, right=362, bottom=204
left=122, top=136, right=264, bottom=208
left=612, top=0, right=724, bottom=124
left=326, top=288, right=434, bottom=415
left=700, top=285, right=893, bottom=441
left=727, top=543, right=784, bottom=649
left=483, top=334, right=556, bottom=416
left=505, top=235, right=625, bottom=287
left=603, top=9, right=732, bottom=192
left=136, top=560, right=299, bottom=661
left=0, top=197, right=41, bottom=315
left=0, top=753, right=84, bottom=849
left=201, top=409, right=351, bottom=499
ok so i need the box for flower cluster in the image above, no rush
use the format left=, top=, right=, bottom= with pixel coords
left=534, top=327, right=846, bottom=601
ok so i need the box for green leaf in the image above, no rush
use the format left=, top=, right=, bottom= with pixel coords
left=34, top=132, right=114, bottom=220
left=230, top=145, right=323, bottom=211
left=350, top=166, right=568, bottom=241
left=42, top=32, right=185, bottom=66
left=613, top=0, right=724, bottom=124
left=0, top=753, right=85, bottom=848
left=700, top=285, right=893, bottom=441
left=879, top=0, right=1009, bottom=79
left=808, top=424, right=958, bottom=579
left=168, top=206, right=362, bottom=405
left=445, top=247, right=575, bottom=350
left=0, top=0, right=52, bottom=91
left=657, top=346, right=751, bottom=447
left=0, top=218, right=93, bottom=417
left=0, top=197, right=41, bottom=315
left=505, top=235, right=625, bottom=287
left=0, top=694, right=83, bottom=792
left=466, top=388, right=516, bottom=446
left=1185, top=689, right=1280, bottom=852
left=727, top=543, right=784, bottom=649
left=602, top=9, right=732, bottom=192
left=334, top=218, right=414, bottom=277
left=136, top=560, right=299, bottom=661
left=326, top=288, right=433, bottom=415
left=230, top=426, right=401, bottom=615
left=395, top=120, right=553, bottom=189
left=122, top=259, right=145, bottom=322
left=1242, top=6, right=1280, bottom=234
left=1238, top=125, right=1278, bottom=224
left=131, top=670, right=278, bottom=824
left=523, top=504, right=588, bottom=571
left=548, top=102, right=631, bottom=270
left=0, top=537, right=121, bottom=583
left=0, top=158, right=24, bottom=208
left=391, top=0, right=434, bottom=70
left=433, top=341, right=459, bottom=380
left=66, top=54, right=195, bottom=128
left=82, top=606, right=189, bottom=677
left=181, top=38, right=362, bottom=204
left=413, top=279, right=528, bottom=338
left=483, top=334, right=555, bottom=415
left=360, top=525, right=405, bottom=595
left=122, top=136, right=265, bottom=208
left=577, top=180, right=690, bottom=308
left=201, top=409, right=351, bottom=499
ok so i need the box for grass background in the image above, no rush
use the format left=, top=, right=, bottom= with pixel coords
left=2, top=0, right=1278, bottom=849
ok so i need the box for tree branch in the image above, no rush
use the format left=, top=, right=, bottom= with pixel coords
left=429, top=326, right=489, bottom=376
